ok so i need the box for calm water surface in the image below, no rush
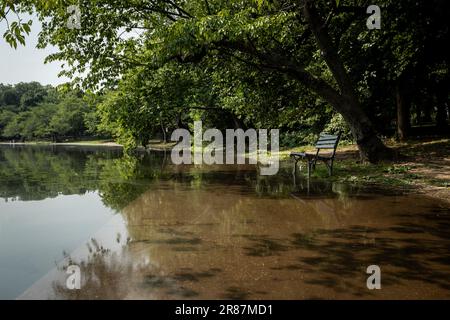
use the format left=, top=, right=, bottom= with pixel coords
left=0, top=145, right=449, bottom=299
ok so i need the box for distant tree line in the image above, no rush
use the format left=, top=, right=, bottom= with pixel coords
left=0, top=82, right=105, bottom=142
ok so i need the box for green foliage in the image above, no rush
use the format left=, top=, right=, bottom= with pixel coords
left=0, top=83, right=103, bottom=141
left=2, top=0, right=449, bottom=152
left=323, top=113, right=353, bottom=142
left=280, top=132, right=310, bottom=148
left=0, top=2, right=33, bottom=49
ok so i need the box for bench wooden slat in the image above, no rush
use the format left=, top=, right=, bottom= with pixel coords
left=319, top=134, right=338, bottom=138
left=316, top=140, right=338, bottom=145
left=317, top=137, right=338, bottom=142
left=318, top=135, right=338, bottom=138
left=314, top=144, right=336, bottom=149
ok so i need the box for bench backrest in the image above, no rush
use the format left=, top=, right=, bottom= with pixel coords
left=315, top=133, right=341, bottom=155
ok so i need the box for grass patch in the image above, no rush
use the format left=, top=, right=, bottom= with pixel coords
left=279, top=138, right=450, bottom=191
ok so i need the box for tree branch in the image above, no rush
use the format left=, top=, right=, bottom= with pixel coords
left=302, top=0, right=357, bottom=98
left=213, top=39, right=343, bottom=107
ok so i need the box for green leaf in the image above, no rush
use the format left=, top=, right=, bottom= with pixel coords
left=22, top=23, right=31, bottom=34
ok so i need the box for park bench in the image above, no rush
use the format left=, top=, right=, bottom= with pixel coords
left=290, top=132, right=341, bottom=178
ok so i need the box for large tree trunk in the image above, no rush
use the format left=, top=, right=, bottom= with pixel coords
left=325, top=92, right=394, bottom=162
left=303, top=1, right=393, bottom=162
left=396, top=82, right=411, bottom=141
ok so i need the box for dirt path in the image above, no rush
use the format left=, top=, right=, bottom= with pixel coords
left=334, top=138, right=450, bottom=204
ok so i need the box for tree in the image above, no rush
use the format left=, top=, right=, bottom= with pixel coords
left=0, top=82, right=102, bottom=141
left=35, top=0, right=395, bottom=161
left=2, top=112, right=25, bottom=139
left=0, top=86, right=20, bottom=107
left=16, top=82, right=48, bottom=110
left=0, top=109, right=16, bottom=135
left=0, top=0, right=32, bottom=48
left=4, top=0, right=448, bottom=161
left=354, top=0, right=450, bottom=140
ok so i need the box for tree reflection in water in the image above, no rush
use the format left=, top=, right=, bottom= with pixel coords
left=2, top=145, right=450, bottom=299
left=52, top=185, right=450, bottom=299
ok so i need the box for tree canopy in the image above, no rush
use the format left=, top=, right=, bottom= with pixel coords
left=1, top=0, right=448, bottom=161
left=0, top=82, right=102, bottom=141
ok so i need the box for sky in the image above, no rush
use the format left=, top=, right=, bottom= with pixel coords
left=0, top=13, right=69, bottom=86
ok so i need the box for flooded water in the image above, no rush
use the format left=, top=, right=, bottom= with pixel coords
left=0, top=145, right=449, bottom=299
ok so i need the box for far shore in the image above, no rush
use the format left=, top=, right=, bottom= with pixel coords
left=0, top=140, right=123, bottom=147
left=0, top=139, right=176, bottom=151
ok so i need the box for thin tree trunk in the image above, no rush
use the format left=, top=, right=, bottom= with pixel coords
left=435, top=104, right=448, bottom=132
left=160, top=121, right=167, bottom=143
left=177, top=114, right=192, bottom=134
left=396, top=83, right=411, bottom=141
left=435, top=84, right=448, bottom=132
left=232, top=115, right=246, bottom=130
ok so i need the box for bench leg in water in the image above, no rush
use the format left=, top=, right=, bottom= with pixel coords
left=307, top=160, right=313, bottom=180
